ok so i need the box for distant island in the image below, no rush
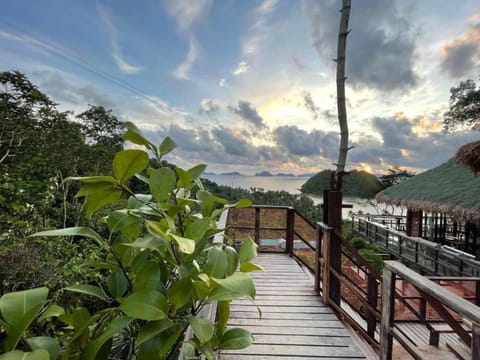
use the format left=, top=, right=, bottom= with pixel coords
left=220, top=171, right=243, bottom=176
left=301, top=170, right=384, bottom=198
left=204, top=171, right=316, bottom=177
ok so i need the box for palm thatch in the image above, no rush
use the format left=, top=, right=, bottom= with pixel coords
left=455, top=140, right=480, bottom=175
left=376, top=160, right=480, bottom=222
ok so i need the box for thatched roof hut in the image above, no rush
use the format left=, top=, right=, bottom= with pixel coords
left=455, top=140, right=480, bottom=175
left=376, top=160, right=480, bottom=222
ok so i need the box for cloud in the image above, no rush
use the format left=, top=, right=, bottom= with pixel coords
left=228, top=100, right=266, bottom=129
left=257, top=0, right=279, bottom=15
left=33, top=70, right=116, bottom=108
left=440, top=14, right=480, bottom=78
left=219, top=78, right=227, bottom=87
left=349, top=114, right=479, bottom=170
left=98, top=4, right=143, bottom=74
left=173, top=37, right=198, bottom=79
left=302, top=91, right=320, bottom=120
left=274, top=125, right=338, bottom=158
left=199, top=99, right=220, bottom=117
left=164, top=0, right=211, bottom=31
left=303, top=0, right=417, bottom=91
left=293, top=55, right=311, bottom=71
left=232, top=61, right=249, bottom=75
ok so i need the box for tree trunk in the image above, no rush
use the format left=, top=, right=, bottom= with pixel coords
left=333, top=0, right=351, bottom=190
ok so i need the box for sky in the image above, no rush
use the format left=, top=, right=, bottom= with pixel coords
left=1, top=0, right=479, bottom=175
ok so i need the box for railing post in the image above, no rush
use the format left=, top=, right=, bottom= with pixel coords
left=473, top=322, right=480, bottom=360
left=315, top=224, right=324, bottom=294
left=380, top=266, right=396, bottom=360
left=321, top=226, right=332, bottom=303
left=367, top=274, right=378, bottom=338
left=286, top=207, right=294, bottom=256
left=254, top=207, right=260, bottom=245
left=326, top=191, right=342, bottom=306
left=475, top=280, right=480, bottom=307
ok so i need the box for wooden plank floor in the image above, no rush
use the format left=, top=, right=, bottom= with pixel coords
left=220, top=253, right=366, bottom=359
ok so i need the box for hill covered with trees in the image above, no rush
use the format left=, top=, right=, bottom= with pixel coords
left=300, top=169, right=384, bottom=198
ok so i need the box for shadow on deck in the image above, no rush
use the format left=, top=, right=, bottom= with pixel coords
left=220, top=253, right=366, bottom=359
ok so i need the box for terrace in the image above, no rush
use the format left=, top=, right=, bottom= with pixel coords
left=216, top=202, right=480, bottom=360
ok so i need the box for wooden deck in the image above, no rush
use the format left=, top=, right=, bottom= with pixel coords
left=220, top=253, right=366, bottom=359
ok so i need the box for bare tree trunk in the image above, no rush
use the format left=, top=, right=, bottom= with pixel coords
left=333, top=0, right=352, bottom=190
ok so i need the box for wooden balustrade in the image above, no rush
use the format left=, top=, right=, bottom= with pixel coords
left=380, top=261, right=480, bottom=360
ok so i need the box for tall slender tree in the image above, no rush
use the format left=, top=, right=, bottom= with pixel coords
left=333, top=0, right=352, bottom=191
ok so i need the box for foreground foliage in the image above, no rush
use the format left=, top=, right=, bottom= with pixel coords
left=0, top=125, right=258, bottom=359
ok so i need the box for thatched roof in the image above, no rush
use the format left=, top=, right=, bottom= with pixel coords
left=376, top=160, right=480, bottom=222
left=455, top=140, right=480, bottom=175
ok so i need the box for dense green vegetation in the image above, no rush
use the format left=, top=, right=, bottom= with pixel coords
left=201, top=179, right=323, bottom=224
left=1, top=120, right=258, bottom=358
left=301, top=169, right=384, bottom=198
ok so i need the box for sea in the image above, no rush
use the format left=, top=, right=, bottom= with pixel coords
left=202, top=174, right=403, bottom=217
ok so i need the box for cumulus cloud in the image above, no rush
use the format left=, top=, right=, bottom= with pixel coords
left=274, top=125, right=338, bottom=158
left=33, top=70, right=116, bottom=108
left=98, top=4, right=143, bottom=74
left=440, top=14, right=480, bottom=78
left=164, top=0, right=212, bottom=31
left=199, top=99, right=220, bottom=117
left=302, top=0, right=417, bottom=91
left=350, top=114, right=479, bottom=170
left=173, top=37, right=198, bottom=79
left=228, top=100, right=266, bottom=129
left=219, top=78, right=227, bottom=87
left=232, top=61, right=249, bottom=75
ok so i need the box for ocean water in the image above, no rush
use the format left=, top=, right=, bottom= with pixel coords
left=202, top=174, right=403, bottom=217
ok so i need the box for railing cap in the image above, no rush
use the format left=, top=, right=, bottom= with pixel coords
left=384, top=260, right=480, bottom=324
left=316, top=222, right=334, bottom=230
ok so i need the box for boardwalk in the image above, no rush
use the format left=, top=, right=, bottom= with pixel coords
left=220, top=253, right=366, bottom=359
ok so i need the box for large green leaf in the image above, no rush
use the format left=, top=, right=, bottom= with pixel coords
left=65, top=176, right=118, bottom=184
left=224, top=246, right=239, bottom=276
left=209, top=272, right=255, bottom=301
left=134, top=262, right=160, bottom=291
left=136, top=319, right=174, bottom=346
left=107, top=272, right=128, bottom=298
left=169, top=234, right=195, bottom=254
left=81, top=316, right=134, bottom=360
left=168, top=277, right=193, bottom=311
left=37, top=305, right=65, bottom=322
left=26, top=337, right=60, bottom=360
left=113, top=149, right=149, bottom=184
left=120, top=290, right=167, bottom=321
left=4, top=305, right=44, bottom=351
left=137, top=325, right=182, bottom=360
left=192, top=281, right=210, bottom=301
left=124, top=235, right=165, bottom=254
left=219, top=328, right=253, bottom=350
left=185, top=217, right=211, bottom=242
left=240, top=262, right=264, bottom=272
left=239, top=237, right=257, bottom=265
left=196, top=190, right=215, bottom=217
left=107, top=210, right=139, bottom=233
left=189, top=316, right=214, bottom=345
left=203, top=247, right=228, bottom=278
left=0, top=287, right=48, bottom=326
left=187, top=164, right=207, bottom=181
left=75, top=181, right=118, bottom=197
left=175, top=167, right=191, bottom=188
left=64, top=285, right=107, bottom=300
left=0, top=350, right=50, bottom=360
left=217, top=301, right=230, bottom=337
left=30, top=227, right=104, bottom=248
left=149, top=167, right=176, bottom=202
left=159, top=136, right=177, bottom=156
left=84, top=187, right=122, bottom=219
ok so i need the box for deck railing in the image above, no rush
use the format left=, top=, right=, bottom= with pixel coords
left=352, top=214, right=480, bottom=277
left=381, top=261, right=480, bottom=360
left=226, top=206, right=480, bottom=358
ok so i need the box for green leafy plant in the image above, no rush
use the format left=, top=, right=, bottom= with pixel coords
left=0, top=123, right=259, bottom=359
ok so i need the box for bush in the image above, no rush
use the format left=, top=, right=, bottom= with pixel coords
left=0, top=125, right=258, bottom=359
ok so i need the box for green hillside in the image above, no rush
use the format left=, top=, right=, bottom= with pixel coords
left=301, top=170, right=384, bottom=198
